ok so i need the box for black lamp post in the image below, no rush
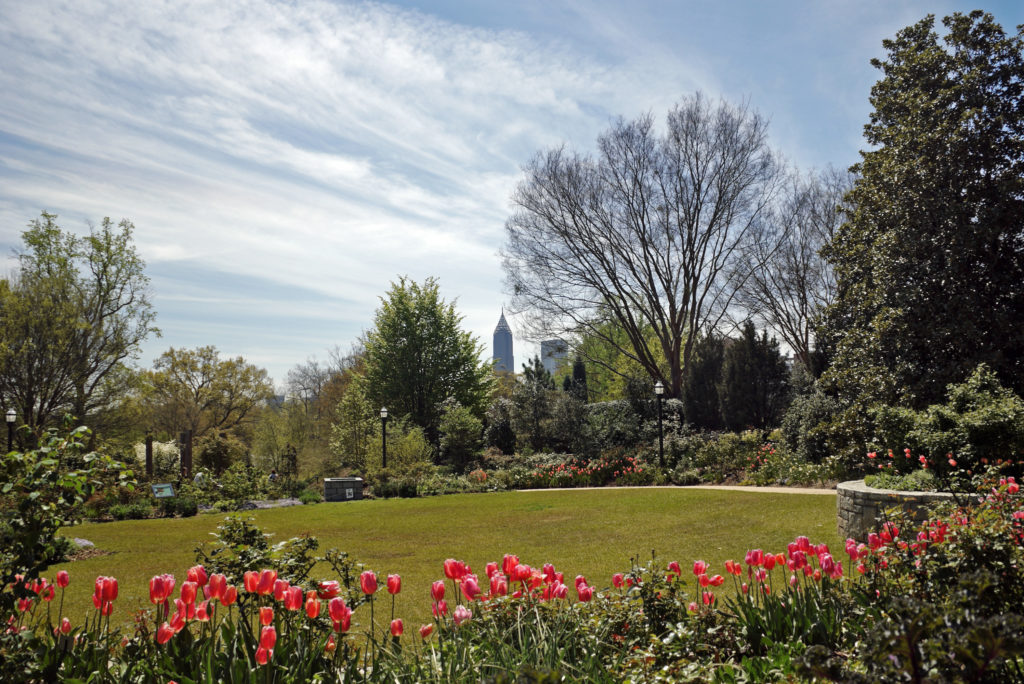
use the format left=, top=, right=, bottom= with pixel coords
left=380, top=407, right=389, bottom=469
left=654, top=381, right=664, bottom=468
left=6, top=408, right=16, bottom=453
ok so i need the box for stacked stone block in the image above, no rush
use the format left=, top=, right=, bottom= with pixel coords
left=836, top=479, right=963, bottom=541
left=324, top=477, right=364, bottom=502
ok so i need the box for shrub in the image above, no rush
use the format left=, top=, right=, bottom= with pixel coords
left=160, top=496, right=198, bottom=518
left=692, top=431, right=762, bottom=483
left=298, top=489, right=322, bottom=505
left=780, top=388, right=840, bottom=464
left=869, top=364, right=1024, bottom=483
left=109, top=501, right=153, bottom=520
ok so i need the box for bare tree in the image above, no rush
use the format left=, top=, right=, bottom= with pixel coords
left=736, top=167, right=852, bottom=371
left=286, top=344, right=362, bottom=419
left=502, top=93, right=781, bottom=397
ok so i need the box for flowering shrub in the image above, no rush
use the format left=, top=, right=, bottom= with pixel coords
left=525, top=451, right=657, bottom=488
left=2, top=478, right=1021, bottom=682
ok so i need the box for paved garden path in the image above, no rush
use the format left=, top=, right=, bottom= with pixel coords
left=519, top=484, right=836, bottom=495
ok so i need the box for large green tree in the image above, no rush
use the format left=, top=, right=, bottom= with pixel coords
left=362, top=277, right=491, bottom=443
left=0, top=213, right=158, bottom=438
left=141, top=346, right=274, bottom=441
left=821, top=11, right=1024, bottom=409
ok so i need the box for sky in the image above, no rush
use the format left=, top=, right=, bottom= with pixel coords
left=2, top=1, right=1022, bottom=388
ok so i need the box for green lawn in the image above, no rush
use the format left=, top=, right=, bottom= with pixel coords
left=53, top=488, right=839, bottom=632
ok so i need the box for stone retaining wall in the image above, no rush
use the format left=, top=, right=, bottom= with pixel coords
left=836, top=479, right=959, bottom=541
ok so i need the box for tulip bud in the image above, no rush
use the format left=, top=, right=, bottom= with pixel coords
left=390, top=618, right=403, bottom=637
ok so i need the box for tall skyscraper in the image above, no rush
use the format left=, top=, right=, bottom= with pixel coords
left=493, top=311, right=514, bottom=372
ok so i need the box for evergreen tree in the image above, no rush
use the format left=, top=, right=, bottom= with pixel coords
left=511, top=356, right=554, bottom=451
left=682, top=333, right=725, bottom=430
left=718, top=322, right=790, bottom=431
left=821, top=11, right=1024, bottom=408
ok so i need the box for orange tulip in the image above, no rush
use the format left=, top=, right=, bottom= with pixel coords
left=220, top=586, right=237, bottom=607
left=305, top=596, right=320, bottom=619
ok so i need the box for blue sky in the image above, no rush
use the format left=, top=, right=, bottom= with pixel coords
left=2, top=1, right=1022, bottom=387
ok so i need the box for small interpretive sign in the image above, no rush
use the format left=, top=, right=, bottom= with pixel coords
left=151, top=483, right=175, bottom=499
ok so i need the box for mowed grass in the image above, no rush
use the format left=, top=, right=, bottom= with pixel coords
left=52, top=488, right=839, bottom=631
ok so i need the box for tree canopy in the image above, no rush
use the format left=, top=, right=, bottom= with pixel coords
left=0, top=213, right=157, bottom=439
left=503, top=93, right=780, bottom=398
left=362, top=277, right=491, bottom=443
left=821, top=11, right=1024, bottom=409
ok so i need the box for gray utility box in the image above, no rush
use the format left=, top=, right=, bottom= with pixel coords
left=324, top=477, right=364, bottom=502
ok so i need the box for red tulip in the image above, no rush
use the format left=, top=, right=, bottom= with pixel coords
left=157, top=622, right=174, bottom=644
left=328, top=597, right=348, bottom=623
left=431, top=580, right=445, bottom=601
left=170, top=609, right=185, bottom=633
left=273, top=579, right=290, bottom=601
left=708, top=574, right=724, bottom=587
left=390, top=618, right=403, bottom=637
left=432, top=600, right=448, bottom=617
left=667, top=561, right=681, bottom=576
left=317, top=580, right=341, bottom=599
left=207, top=574, right=227, bottom=600
left=489, top=574, right=508, bottom=596
left=702, top=591, right=715, bottom=605
left=56, top=571, right=69, bottom=588
left=612, top=573, right=624, bottom=588
left=220, top=586, right=237, bottom=607
left=745, top=549, right=763, bottom=566
left=577, top=584, right=593, bottom=602
left=244, top=571, right=259, bottom=593
left=257, top=569, right=277, bottom=595
left=195, top=601, right=210, bottom=622
left=360, top=571, right=378, bottom=595
left=419, top=623, right=434, bottom=639
left=255, top=647, right=269, bottom=666
left=41, top=585, right=55, bottom=601
left=180, top=581, right=198, bottom=605
left=96, top=576, right=118, bottom=603
left=59, top=617, right=71, bottom=635
left=187, top=565, right=208, bottom=587
left=260, top=625, right=277, bottom=650
left=387, top=574, right=401, bottom=595
left=502, top=554, right=519, bottom=576
left=325, top=634, right=337, bottom=652
left=260, top=606, right=274, bottom=626
left=305, top=596, right=320, bottom=619
left=485, top=562, right=499, bottom=578
left=542, top=564, right=556, bottom=583
left=692, top=560, right=708, bottom=576
left=444, top=559, right=467, bottom=581
left=285, top=586, right=303, bottom=611
left=551, top=582, right=568, bottom=599
left=698, top=574, right=710, bottom=587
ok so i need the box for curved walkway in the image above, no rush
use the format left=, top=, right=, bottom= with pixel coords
left=519, top=484, right=836, bottom=495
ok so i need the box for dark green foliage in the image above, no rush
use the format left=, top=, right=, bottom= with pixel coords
left=298, top=489, right=322, bottom=505
left=549, top=394, right=597, bottom=458
left=566, top=356, right=588, bottom=402
left=195, top=431, right=246, bottom=474
left=511, top=356, right=555, bottom=451
left=682, top=332, right=724, bottom=430
left=484, top=397, right=516, bottom=455
left=780, top=387, right=840, bottom=464
left=363, top=276, right=492, bottom=443
left=438, top=399, right=483, bottom=472
left=194, top=515, right=320, bottom=587
left=108, top=501, right=153, bottom=520
left=585, top=400, right=641, bottom=449
left=159, top=495, right=198, bottom=517
left=870, top=364, right=1024, bottom=479
left=821, top=11, right=1024, bottom=411
left=718, top=322, right=790, bottom=431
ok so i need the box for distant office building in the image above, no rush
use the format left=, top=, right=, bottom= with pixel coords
left=540, top=339, right=568, bottom=376
left=493, top=311, right=514, bottom=372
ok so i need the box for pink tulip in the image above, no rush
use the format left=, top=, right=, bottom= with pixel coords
left=360, top=571, right=378, bottom=595
left=56, top=571, right=69, bottom=588
left=157, top=622, right=174, bottom=644
left=453, top=604, right=472, bottom=626
left=59, top=617, right=71, bottom=634
left=692, top=560, right=708, bottom=576
left=317, top=580, right=341, bottom=599
left=431, top=580, right=445, bottom=601
left=305, top=596, right=320, bottom=619
left=387, top=574, right=402, bottom=595
left=461, top=575, right=482, bottom=601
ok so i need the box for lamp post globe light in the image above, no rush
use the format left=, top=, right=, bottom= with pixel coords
left=380, top=407, right=389, bottom=470
left=653, top=381, right=664, bottom=469
left=6, top=408, right=16, bottom=453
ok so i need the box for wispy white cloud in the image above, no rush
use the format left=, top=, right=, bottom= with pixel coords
left=2, top=0, right=1015, bottom=384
